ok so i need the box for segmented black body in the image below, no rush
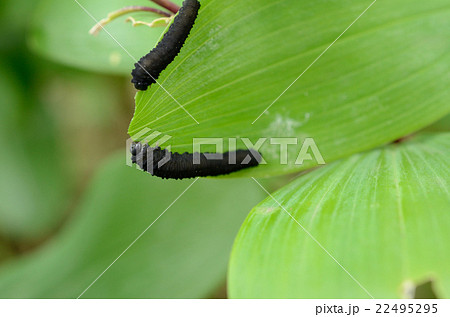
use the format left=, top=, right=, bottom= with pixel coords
left=131, top=0, right=200, bottom=90
left=131, top=142, right=261, bottom=179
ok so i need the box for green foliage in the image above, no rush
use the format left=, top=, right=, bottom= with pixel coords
left=0, top=0, right=39, bottom=51
left=0, top=62, right=69, bottom=241
left=422, top=114, right=450, bottom=132
left=0, top=154, right=265, bottom=298
left=0, top=0, right=448, bottom=299
left=229, top=133, right=450, bottom=298
left=128, top=0, right=450, bottom=177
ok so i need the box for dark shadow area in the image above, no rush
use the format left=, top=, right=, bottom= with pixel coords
left=414, top=280, right=438, bottom=299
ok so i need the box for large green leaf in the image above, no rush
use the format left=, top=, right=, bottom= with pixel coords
left=228, top=133, right=450, bottom=298
left=129, top=0, right=450, bottom=177
left=0, top=153, right=265, bottom=298
left=29, top=0, right=182, bottom=74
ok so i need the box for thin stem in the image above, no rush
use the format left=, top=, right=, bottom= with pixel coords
left=89, top=6, right=172, bottom=35
left=126, top=16, right=171, bottom=28
left=150, top=0, right=180, bottom=14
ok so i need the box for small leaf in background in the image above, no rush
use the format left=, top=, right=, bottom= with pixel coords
left=29, top=0, right=182, bottom=74
left=129, top=0, right=450, bottom=177
left=0, top=153, right=265, bottom=298
left=228, top=133, right=450, bottom=298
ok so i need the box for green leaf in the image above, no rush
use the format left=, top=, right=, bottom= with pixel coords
left=0, top=62, right=69, bottom=241
left=0, top=153, right=265, bottom=298
left=129, top=0, right=450, bottom=177
left=422, top=114, right=450, bottom=132
left=228, top=133, right=450, bottom=298
left=29, top=0, right=182, bottom=74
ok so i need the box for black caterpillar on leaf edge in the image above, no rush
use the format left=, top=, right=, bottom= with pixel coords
left=131, top=142, right=262, bottom=179
left=131, top=0, right=201, bottom=90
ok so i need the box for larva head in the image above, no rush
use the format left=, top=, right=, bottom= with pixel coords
left=133, top=81, right=149, bottom=90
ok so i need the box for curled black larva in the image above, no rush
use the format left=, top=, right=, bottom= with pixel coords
left=130, top=142, right=262, bottom=179
left=131, top=0, right=200, bottom=90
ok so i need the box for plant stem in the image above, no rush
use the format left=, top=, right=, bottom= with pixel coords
left=150, top=0, right=180, bottom=14
left=126, top=16, right=171, bottom=28
left=89, top=6, right=172, bottom=35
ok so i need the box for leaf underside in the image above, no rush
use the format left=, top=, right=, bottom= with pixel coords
left=228, top=133, right=450, bottom=298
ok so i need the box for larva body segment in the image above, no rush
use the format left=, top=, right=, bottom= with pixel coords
left=131, top=142, right=262, bottom=179
left=131, top=0, right=201, bottom=90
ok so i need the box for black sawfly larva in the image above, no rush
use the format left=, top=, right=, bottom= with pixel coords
left=131, top=0, right=200, bottom=90
left=129, top=0, right=261, bottom=179
left=130, top=142, right=262, bottom=179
